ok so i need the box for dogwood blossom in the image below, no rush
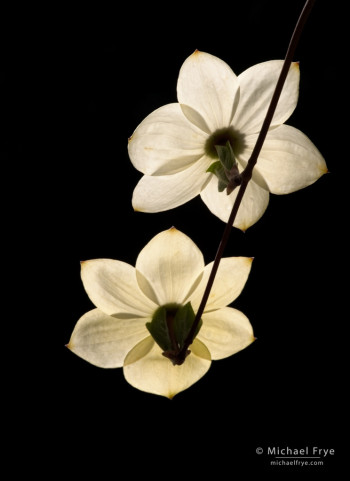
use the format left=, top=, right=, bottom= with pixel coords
left=67, top=228, right=254, bottom=398
left=128, top=50, right=327, bottom=230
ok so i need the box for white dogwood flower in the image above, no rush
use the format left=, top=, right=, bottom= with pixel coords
left=67, top=228, right=254, bottom=398
left=128, top=50, right=327, bottom=230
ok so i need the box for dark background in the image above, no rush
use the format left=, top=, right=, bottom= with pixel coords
left=5, top=0, right=345, bottom=475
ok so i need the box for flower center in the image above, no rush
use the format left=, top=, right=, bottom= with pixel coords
left=146, top=302, right=202, bottom=366
left=204, top=126, right=245, bottom=159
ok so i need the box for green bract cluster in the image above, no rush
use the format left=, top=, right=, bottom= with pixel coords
left=207, top=141, right=242, bottom=194
left=146, top=303, right=202, bottom=365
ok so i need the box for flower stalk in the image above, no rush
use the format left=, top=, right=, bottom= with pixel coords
left=175, top=0, right=317, bottom=365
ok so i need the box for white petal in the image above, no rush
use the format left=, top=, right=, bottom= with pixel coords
left=177, top=50, right=240, bottom=131
left=245, top=125, right=328, bottom=194
left=187, top=257, right=253, bottom=312
left=132, top=156, right=212, bottom=213
left=198, top=307, right=254, bottom=360
left=190, top=338, right=212, bottom=360
left=128, top=103, right=207, bottom=175
left=123, top=336, right=155, bottom=366
left=123, top=339, right=211, bottom=398
left=136, top=228, right=205, bottom=305
left=81, top=259, right=158, bottom=317
left=200, top=174, right=269, bottom=230
left=67, top=309, right=150, bottom=368
left=180, top=104, right=211, bottom=134
left=232, top=61, right=300, bottom=134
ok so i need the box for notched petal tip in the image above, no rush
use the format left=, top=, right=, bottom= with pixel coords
left=234, top=219, right=253, bottom=233
left=292, top=61, right=300, bottom=69
left=132, top=200, right=143, bottom=212
left=190, top=49, right=206, bottom=60
left=168, top=226, right=178, bottom=232
left=128, top=135, right=133, bottom=143
left=132, top=197, right=144, bottom=213
left=65, top=342, right=72, bottom=350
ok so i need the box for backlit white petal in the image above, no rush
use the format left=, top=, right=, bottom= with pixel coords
left=81, top=259, right=158, bottom=317
left=128, top=103, right=206, bottom=175
left=180, top=104, right=211, bottom=134
left=136, top=228, right=205, bottom=305
left=190, top=338, right=212, bottom=361
left=200, top=175, right=269, bottom=230
left=67, top=309, right=150, bottom=368
left=245, top=125, right=328, bottom=194
left=187, top=257, right=253, bottom=311
left=123, top=339, right=211, bottom=398
left=132, top=156, right=212, bottom=213
left=123, top=336, right=155, bottom=366
left=198, top=307, right=254, bottom=360
left=177, top=50, right=240, bottom=131
left=232, top=61, right=299, bottom=134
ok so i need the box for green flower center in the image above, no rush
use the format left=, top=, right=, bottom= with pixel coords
left=204, top=126, right=246, bottom=159
left=146, top=302, right=202, bottom=366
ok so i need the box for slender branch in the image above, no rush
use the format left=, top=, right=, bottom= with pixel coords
left=175, top=0, right=317, bottom=365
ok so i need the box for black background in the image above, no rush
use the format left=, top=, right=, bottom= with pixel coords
left=6, top=0, right=346, bottom=475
